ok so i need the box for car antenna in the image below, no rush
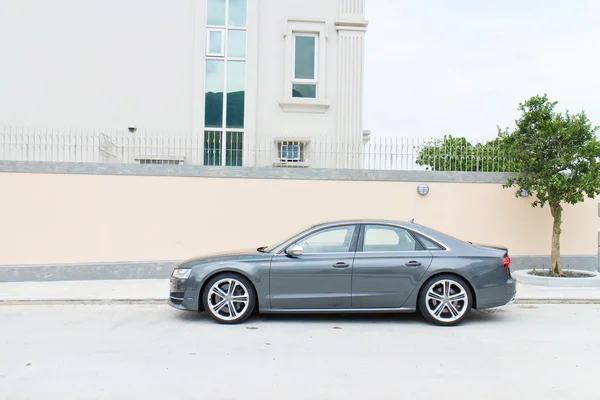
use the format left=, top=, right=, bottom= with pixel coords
left=410, top=218, right=415, bottom=223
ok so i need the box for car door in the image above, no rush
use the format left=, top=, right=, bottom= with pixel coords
left=351, top=224, right=432, bottom=308
left=269, top=224, right=359, bottom=309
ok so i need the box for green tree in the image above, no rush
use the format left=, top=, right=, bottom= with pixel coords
left=416, top=134, right=516, bottom=172
left=503, top=94, right=600, bottom=275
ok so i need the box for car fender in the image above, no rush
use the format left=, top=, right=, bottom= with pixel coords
left=401, top=267, right=480, bottom=309
left=190, top=260, right=271, bottom=310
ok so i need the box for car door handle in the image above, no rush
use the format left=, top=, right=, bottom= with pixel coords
left=405, top=261, right=422, bottom=267
left=333, top=262, right=350, bottom=268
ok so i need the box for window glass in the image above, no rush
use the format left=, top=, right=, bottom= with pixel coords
left=294, top=226, right=356, bottom=253
left=205, top=60, right=225, bottom=128
left=294, top=35, right=316, bottom=80
left=226, top=61, right=245, bottom=128
left=207, top=0, right=226, bottom=25
left=209, top=30, right=223, bottom=55
left=363, top=225, right=419, bottom=252
left=228, top=0, right=247, bottom=26
left=292, top=84, right=316, bottom=98
left=227, top=30, right=246, bottom=58
left=417, top=235, right=444, bottom=250
left=226, top=132, right=243, bottom=166
left=281, top=144, right=300, bottom=160
left=204, top=131, right=222, bottom=166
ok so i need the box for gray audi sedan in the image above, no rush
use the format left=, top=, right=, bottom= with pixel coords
left=168, top=219, right=516, bottom=326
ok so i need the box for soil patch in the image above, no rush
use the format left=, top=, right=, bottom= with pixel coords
left=528, top=270, right=595, bottom=278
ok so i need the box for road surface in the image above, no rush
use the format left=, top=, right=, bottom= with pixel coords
left=1, top=303, right=598, bottom=399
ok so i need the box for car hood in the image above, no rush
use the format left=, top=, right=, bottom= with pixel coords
left=174, top=248, right=269, bottom=268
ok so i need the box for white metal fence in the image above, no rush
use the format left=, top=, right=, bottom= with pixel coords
left=0, top=127, right=514, bottom=172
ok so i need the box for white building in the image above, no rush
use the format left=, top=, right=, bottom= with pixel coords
left=0, top=0, right=369, bottom=168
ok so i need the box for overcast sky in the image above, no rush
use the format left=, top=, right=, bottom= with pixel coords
left=363, top=0, right=600, bottom=141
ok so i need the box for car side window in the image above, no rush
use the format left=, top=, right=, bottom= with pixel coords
left=362, top=225, right=420, bottom=252
left=294, top=225, right=356, bottom=254
left=416, top=234, right=445, bottom=250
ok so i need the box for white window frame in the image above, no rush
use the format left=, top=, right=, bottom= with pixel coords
left=279, top=18, right=330, bottom=113
left=203, top=0, right=248, bottom=166
left=206, top=28, right=225, bottom=57
left=280, top=143, right=301, bottom=161
left=272, top=137, right=311, bottom=167
left=291, top=33, right=318, bottom=95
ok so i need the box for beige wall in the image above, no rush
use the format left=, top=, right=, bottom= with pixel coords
left=0, top=172, right=598, bottom=265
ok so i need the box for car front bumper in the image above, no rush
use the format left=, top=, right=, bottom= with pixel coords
left=168, top=276, right=201, bottom=311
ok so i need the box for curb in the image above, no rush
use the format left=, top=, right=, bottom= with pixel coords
left=513, top=269, right=600, bottom=287
left=514, top=298, right=600, bottom=305
left=0, top=298, right=168, bottom=306
left=1, top=298, right=599, bottom=306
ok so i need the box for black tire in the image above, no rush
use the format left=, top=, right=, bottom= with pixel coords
left=202, top=273, right=257, bottom=325
left=418, top=274, right=473, bottom=326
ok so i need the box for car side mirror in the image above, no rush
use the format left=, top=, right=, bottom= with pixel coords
left=286, top=245, right=303, bottom=257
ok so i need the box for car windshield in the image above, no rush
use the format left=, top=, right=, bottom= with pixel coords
left=257, top=227, right=309, bottom=253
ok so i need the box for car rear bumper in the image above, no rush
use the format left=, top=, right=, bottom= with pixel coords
left=475, top=278, right=517, bottom=309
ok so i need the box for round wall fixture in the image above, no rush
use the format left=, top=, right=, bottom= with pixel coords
left=417, top=184, right=429, bottom=195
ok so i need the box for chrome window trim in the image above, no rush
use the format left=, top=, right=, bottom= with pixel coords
left=357, top=250, right=428, bottom=255
left=271, top=221, right=453, bottom=255
left=272, top=251, right=355, bottom=257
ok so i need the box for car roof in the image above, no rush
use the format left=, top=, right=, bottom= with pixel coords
left=310, top=219, right=416, bottom=228
left=308, top=219, right=467, bottom=247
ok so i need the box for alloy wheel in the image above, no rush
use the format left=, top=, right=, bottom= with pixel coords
left=207, top=278, right=250, bottom=321
left=425, top=279, right=469, bottom=323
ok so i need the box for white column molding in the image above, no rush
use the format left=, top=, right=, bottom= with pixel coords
left=244, top=0, right=260, bottom=166
left=338, top=0, right=367, bottom=21
left=191, top=0, right=207, bottom=165
left=335, top=0, right=368, bottom=168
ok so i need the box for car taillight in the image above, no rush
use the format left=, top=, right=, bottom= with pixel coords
left=502, top=256, right=511, bottom=268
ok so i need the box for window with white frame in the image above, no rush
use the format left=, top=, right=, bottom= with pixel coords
left=204, top=0, right=247, bottom=166
left=292, top=33, right=318, bottom=98
left=280, top=19, right=329, bottom=112
left=281, top=143, right=301, bottom=161
left=273, top=137, right=310, bottom=167
left=206, top=29, right=225, bottom=57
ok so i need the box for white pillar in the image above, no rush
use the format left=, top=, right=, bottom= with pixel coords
left=335, top=0, right=368, bottom=169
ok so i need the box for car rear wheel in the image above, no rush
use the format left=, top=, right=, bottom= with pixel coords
left=419, top=274, right=472, bottom=326
left=202, top=273, right=256, bottom=324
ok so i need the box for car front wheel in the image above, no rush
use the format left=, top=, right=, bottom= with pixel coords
left=202, top=273, right=256, bottom=324
left=419, top=274, right=472, bottom=326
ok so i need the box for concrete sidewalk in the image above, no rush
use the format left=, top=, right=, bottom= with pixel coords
left=1, top=279, right=600, bottom=304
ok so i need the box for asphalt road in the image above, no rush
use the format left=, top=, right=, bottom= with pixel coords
left=0, top=303, right=598, bottom=400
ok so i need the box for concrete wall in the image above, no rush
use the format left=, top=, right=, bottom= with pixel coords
left=0, top=165, right=598, bottom=270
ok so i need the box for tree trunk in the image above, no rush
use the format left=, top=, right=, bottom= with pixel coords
left=549, top=202, right=563, bottom=276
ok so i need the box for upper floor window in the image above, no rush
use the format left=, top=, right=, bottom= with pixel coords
left=292, top=34, right=318, bottom=98
left=204, top=0, right=247, bottom=166
left=207, top=0, right=246, bottom=27
left=279, top=19, right=330, bottom=113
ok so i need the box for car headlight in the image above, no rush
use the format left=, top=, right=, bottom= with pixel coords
left=172, top=268, right=192, bottom=279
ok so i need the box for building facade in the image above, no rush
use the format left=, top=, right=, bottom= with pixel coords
left=0, top=0, right=369, bottom=168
